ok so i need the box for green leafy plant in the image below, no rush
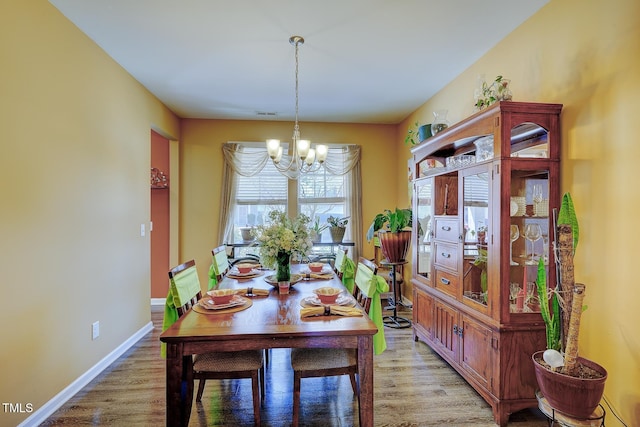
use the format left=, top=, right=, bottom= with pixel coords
left=311, top=217, right=329, bottom=235
left=366, top=208, right=412, bottom=242
left=474, top=75, right=512, bottom=110
left=472, top=247, right=488, bottom=295
left=327, top=215, right=349, bottom=228
left=404, top=121, right=419, bottom=145
left=535, top=192, right=579, bottom=352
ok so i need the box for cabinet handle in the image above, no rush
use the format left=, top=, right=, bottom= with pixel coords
left=441, top=225, right=451, bottom=231
left=440, top=277, right=450, bottom=285
left=457, top=327, right=463, bottom=337
left=441, top=252, right=451, bottom=258
left=453, top=325, right=458, bottom=335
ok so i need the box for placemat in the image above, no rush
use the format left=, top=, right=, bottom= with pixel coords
left=193, top=296, right=253, bottom=315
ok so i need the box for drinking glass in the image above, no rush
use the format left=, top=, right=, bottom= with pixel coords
left=533, top=184, right=544, bottom=204
left=524, top=223, right=542, bottom=264
left=509, top=225, right=519, bottom=265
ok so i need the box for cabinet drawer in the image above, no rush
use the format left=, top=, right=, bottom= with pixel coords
left=434, top=218, right=459, bottom=242
left=434, top=268, right=459, bottom=298
left=434, top=242, right=458, bottom=271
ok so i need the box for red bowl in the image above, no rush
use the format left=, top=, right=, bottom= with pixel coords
left=314, top=287, right=342, bottom=304
left=309, top=262, right=324, bottom=273
left=207, top=289, right=235, bottom=305
left=236, top=263, right=256, bottom=274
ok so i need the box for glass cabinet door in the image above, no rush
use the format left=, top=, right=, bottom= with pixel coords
left=415, top=178, right=433, bottom=281
left=509, top=169, right=550, bottom=313
left=462, top=168, right=490, bottom=307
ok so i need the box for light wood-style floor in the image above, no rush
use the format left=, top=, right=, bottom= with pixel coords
left=41, top=305, right=547, bottom=426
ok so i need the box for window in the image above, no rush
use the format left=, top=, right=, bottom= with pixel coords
left=298, top=147, right=349, bottom=243
left=234, top=147, right=288, bottom=232
left=231, top=146, right=347, bottom=242
left=220, top=143, right=361, bottom=259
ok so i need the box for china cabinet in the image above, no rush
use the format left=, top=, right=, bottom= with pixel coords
left=410, top=101, right=562, bottom=426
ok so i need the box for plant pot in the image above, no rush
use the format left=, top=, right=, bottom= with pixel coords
left=418, top=124, right=432, bottom=142
left=330, top=226, right=346, bottom=243
left=378, top=230, right=411, bottom=263
left=532, top=351, right=607, bottom=419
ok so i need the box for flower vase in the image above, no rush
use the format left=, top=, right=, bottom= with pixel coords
left=276, top=251, right=291, bottom=283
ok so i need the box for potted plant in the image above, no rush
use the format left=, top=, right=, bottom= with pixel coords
left=474, top=75, right=512, bottom=110
left=366, top=208, right=412, bottom=263
left=532, top=193, right=607, bottom=419
left=405, top=121, right=432, bottom=146
left=327, top=215, right=349, bottom=243
left=310, top=217, right=328, bottom=243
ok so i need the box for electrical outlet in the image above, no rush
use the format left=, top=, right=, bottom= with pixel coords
left=140, top=223, right=146, bottom=237
left=92, top=321, right=100, bottom=340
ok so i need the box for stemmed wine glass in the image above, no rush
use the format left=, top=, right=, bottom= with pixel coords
left=509, top=225, right=520, bottom=265
left=524, top=223, right=542, bottom=265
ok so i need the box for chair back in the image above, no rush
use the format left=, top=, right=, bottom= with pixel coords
left=353, top=257, right=378, bottom=313
left=211, top=246, right=230, bottom=281
left=334, top=245, right=349, bottom=278
left=168, top=260, right=202, bottom=317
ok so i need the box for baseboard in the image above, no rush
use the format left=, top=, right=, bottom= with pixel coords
left=18, top=321, right=154, bottom=427
left=151, top=297, right=166, bottom=306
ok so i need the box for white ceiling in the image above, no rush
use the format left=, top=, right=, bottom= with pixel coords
left=49, top=0, right=548, bottom=124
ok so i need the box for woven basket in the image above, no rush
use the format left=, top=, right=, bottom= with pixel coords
left=329, top=226, right=346, bottom=243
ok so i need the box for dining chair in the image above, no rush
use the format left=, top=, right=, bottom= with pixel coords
left=168, top=259, right=265, bottom=426
left=289, top=257, right=379, bottom=427
left=333, top=245, right=349, bottom=279
left=210, top=245, right=231, bottom=285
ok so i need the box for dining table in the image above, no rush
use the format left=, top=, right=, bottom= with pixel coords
left=159, top=263, right=379, bottom=427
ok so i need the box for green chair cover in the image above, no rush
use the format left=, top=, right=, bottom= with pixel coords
left=355, top=263, right=389, bottom=355
left=341, top=256, right=356, bottom=294
left=208, top=249, right=229, bottom=290
left=161, top=264, right=202, bottom=357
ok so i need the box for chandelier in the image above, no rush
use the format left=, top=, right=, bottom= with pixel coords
left=266, top=36, right=328, bottom=180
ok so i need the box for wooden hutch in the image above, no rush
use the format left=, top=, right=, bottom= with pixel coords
left=410, top=101, right=563, bottom=426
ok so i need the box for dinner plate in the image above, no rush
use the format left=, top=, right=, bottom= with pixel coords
left=300, top=294, right=356, bottom=307
left=264, top=273, right=304, bottom=287
left=227, top=270, right=264, bottom=279
left=198, top=295, right=247, bottom=310
left=302, top=265, right=334, bottom=275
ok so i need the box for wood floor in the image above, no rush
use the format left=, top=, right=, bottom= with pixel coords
left=41, top=305, right=548, bottom=426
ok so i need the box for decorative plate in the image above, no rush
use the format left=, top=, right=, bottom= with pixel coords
left=300, top=294, right=356, bottom=308
left=264, top=273, right=304, bottom=287
left=198, top=295, right=247, bottom=310
left=510, top=200, right=519, bottom=216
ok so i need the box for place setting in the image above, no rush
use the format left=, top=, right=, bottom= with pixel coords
left=300, top=262, right=334, bottom=281
left=226, top=262, right=264, bottom=279
left=193, top=289, right=253, bottom=314
left=300, top=287, right=362, bottom=318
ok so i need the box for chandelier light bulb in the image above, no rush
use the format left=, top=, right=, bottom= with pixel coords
left=315, top=145, right=328, bottom=163
left=274, top=146, right=283, bottom=163
left=267, top=139, right=281, bottom=159
left=305, top=148, right=316, bottom=165
left=297, top=139, right=310, bottom=160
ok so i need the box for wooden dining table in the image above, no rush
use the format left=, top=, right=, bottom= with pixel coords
left=160, top=264, right=379, bottom=427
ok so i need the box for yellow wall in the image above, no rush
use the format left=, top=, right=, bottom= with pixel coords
left=179, top=119, right=397, bottom=280
left=0, top=1, right=180, bottom=425
left=400, top=0, right=639, bottom=423
left=2, top=0, right=638, bottom=425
